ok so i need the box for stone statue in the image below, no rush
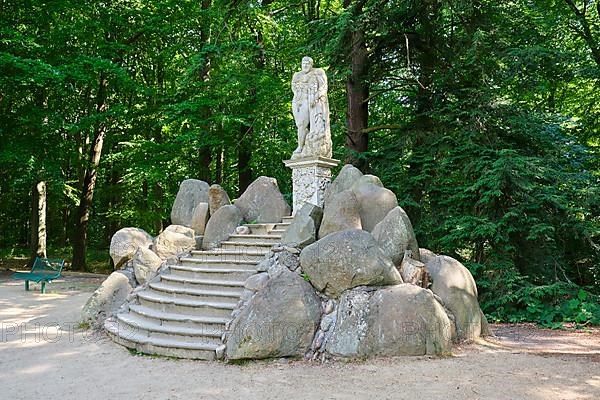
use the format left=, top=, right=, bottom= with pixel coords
left=292, top=56, right=332, bottom=159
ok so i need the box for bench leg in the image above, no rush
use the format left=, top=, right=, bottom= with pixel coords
left=25, top=281, right=30, bottom=291
left=41, top=282, right=46, bottom=294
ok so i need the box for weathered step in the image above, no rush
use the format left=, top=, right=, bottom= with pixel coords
left=137, top=290, right=236, bottom=318
left=270, top=229, right=286, bottom=235
left=161, top=274, right=246, bottom=294
left=169, top=264, right=257, bottom=281
left=105, top=319, right=218, bottom=360
left=244, top=223, right=291, bottom=235
left=220, top=241, right=276, bottom=252
left=228, top=234, right=282, bottom=243
left=178, top=258, right=259, bottom=269
left=149, top=281, right=242, bottom=303
left=188, top=249, right=266, bottom=262
left=282, top=216, right=294, bottom=222
left=128, top=303, right=228, bottom=331
left=115, top=312, right=223, bottom=345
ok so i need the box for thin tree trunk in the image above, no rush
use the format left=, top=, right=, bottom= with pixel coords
left=238, top=122, right=253, bottom=196
left=29, top=181, right=47, bottom=266
left=215, top=146, right=224, bottom=184
left=71, top=73, right=108, bottom=271
left=345, top=27, right=370, bottom=171
left=238, top=22, right=268, bottom=196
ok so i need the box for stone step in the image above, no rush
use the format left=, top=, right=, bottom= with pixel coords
left=228, top=234, right=282, bottom=243
left=220, top=241, right=276, bottom=252
left=270, top=229, right=286, bottom=235
left=105, top=319, right=218, bottom=360
left=137, top=290, right=236, bottom=318
left=149, top=281, right=242, bottom=303
left=244, top=223, right=290, bottom=235
left=169, top=264, right=257, bottom=281
left=114, top=312, right=223, bottom=345
left=128, top=303, right=228, bottom=331
left=161, top=274, right=246, bottom=294
left=282, top=216, right=294, bottom=222
left=188, top=249, right=266, bottom=262
left=178, top=258, right=259, bottom=269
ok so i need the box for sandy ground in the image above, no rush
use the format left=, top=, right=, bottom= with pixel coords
left=0, top=272, right=599, bottom=400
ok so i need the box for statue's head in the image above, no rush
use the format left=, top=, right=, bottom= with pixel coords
left=301, top=56, right=313, bottom=73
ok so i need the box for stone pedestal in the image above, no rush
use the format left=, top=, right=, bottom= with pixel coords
left=283, top=156, right=340, bottom=215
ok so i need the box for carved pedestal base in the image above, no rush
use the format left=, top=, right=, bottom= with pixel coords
left=283, top=156, right=340, bottom=215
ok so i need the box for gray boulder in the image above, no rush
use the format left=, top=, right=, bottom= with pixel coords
left=355, top=174, right=383, bottom=187
left=244, top=272, right=270, bottom=291
left=372, top=206, right=420, bottom=264
left=81, top=271, right=133, bottom=328
left=190, top=202, right=209, bottom=235
left=132, top=246, right=163, bottom=285
left=300, top=229, right=402, bottom=298
left=109, top=227, right=153, bottom=269
left=234, top=176, right=290, bottom=223
left=170, top=179, right=209, bottom=226
left=351, top=181, right=399, bottom=232
left=425, top=255, right=487, bottom=341
left=226, top=268, right=321, bottom=360
left=326, top=284, right=453, bottom=357
left=202, top=205, right=243, bottom=250
left=163, top=224, right=195, bottom=238
left=318, top=190, right=362, bottom=239
left=324, top=164, right=363, bottom=205
left=281, top=203, right=323, bottom=249
left=208, top=184, right=231, bottom=216
left=419, top=248, right=438, bottom=265
left=153, top=225, right=196, bottom=259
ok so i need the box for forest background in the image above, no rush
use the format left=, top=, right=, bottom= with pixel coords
left=1, top=0, right=599, bottom=326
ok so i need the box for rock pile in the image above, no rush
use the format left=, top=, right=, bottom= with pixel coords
left=224, top=164, right=490, bottom=361
left=83, top=176, right=292, bottom=329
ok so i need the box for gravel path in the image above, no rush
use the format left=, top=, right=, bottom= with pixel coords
left=0, top=274, right=598, bottom=400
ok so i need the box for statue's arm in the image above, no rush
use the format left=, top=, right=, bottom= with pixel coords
left=292, top=72, right=301, bottom=93
left=314, top=68, right=328, bottom=100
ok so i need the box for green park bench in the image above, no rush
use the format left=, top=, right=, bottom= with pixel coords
left=11, top=257, right=65, bottom=294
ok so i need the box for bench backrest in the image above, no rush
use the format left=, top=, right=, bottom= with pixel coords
left=31, top=258, right=65, bottom=277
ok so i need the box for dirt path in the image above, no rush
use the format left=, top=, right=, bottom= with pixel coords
left=0, top=275, right=598, bottom=400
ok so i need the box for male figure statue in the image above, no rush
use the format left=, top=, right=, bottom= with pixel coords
left=291, top=56, right=332, bottom=159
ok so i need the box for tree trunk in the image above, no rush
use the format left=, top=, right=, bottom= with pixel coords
left=29, top=181, right=47, bottom=266
left=238, top=122, right=253, bottom=196
left=71, top=73, right=108, bottom=271
left=238, top=24, right=267, bottom=196
left=345, top=27, right=370, bottom=172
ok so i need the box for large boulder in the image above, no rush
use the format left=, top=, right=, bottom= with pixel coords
left=354, top=174, right=383, bottom=188
left=234, top=176, right=290, bottom=223
left=202, top=205, right=243, bottom=250
left=170, top=179, right=209, bottom=226
left=300, top=229, right=402, bottom=298
left=132, top=246, right=163, bottom=285
left=281, top=203, right=323, bottom=249
left=190, top=202, right=209, bottom=235
left=208, top=184, right=231, bottom=216
left=372, top=206, right=420, bottom=264
left=153, top=225, right=196, bottom=259
left=351, top=181, right=398, bottom=232
left=425, top=255, right=487, bottom=340
left=109, top=227, right=153, bottom=269
left=318, top=190, right=362, bottom=239
left=326, top=284, right=453, bottom=357
left=419, top=248, right=438, bottom=265
left=81, top=271, right=133, bottom=328
left=225, top=268, right=321, bottom=360
left=324, top=164, right=363, bottom=205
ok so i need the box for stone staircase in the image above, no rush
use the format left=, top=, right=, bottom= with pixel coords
left=105, top=216, right=293, bottom=360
